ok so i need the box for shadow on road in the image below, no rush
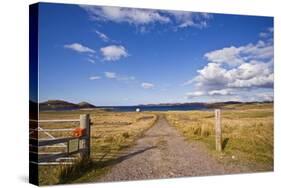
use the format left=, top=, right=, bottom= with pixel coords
left=59, top=146, right=157, bottom=183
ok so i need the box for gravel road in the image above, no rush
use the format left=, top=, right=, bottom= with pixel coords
left=98, top=115, right=242, bottom=182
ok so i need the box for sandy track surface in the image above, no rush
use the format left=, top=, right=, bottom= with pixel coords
left=98, top=115, right=242, bottom=182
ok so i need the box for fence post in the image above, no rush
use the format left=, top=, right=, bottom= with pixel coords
left=214, top=109, right=222, bottom=152
left=80, top=114, right=90, bottom=158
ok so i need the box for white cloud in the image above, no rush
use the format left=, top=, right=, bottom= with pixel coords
left=259, top=27, right=273, bottom=38
left=204, top=41, right=273, bottom=67
left=185, top=91, right=205, bottom=98
left=141, top=82, right=155, bottom=89
left=64, top=43, right=95, bottom=53
left=185, top=89, right=233, bottom=99
left=89, top=76, right=101, bottom=80
left=103, top=72, right=135, bottom=82
left=80, top=5, right=211, bottom=30
left=166, top=10, right=211, bottom=28
left=227, top=62, right=273, bottom=88
left=100, top=45, right=128, bottom=61
left=86, top=58, right=95, bottom=64
left=95, top=30, right=109, bottom=42
left=80, top=6, right=170, bottom=24
left=190, top=63, right=229, bottom=90
left=241, top=42, right=273, bottom=60
left=191, top=61, right=273, bottom=91
left=228, top=73, right=273, bottom=88
left=185, top=37, right=273, bottom=101
left=208, top=89, right=233, bottom=96
left=204, top=46, right=244, bottom=66
left=104, top=72, right=116, bottom=79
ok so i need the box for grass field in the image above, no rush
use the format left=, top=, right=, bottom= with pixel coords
left=36, top=103, right=273, bottom=185
left=165, top=103, right=273, bottom=172
left=38, top=109, right=157, bottom=185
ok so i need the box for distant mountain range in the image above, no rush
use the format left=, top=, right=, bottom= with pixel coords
left=31, top=99, right=272, bottom=111
left=39, top=100, right=96, bottom=111
left=139, top=101, right=273, bottom=108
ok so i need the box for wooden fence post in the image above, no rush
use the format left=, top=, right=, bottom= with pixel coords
left=80, top=114, right=90, bottom=158
left=214, top=109, right=222, bottom=152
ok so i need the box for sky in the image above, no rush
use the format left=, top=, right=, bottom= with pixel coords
left=38, top=3, right=274, bottom=106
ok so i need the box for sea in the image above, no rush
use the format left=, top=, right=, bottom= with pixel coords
left=40, top=104, right=208, bottom=112
left=99, top=104, right=207, bottom=112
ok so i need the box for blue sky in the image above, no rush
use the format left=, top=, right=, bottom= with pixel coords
left=38, top=3, right=273, bottom=106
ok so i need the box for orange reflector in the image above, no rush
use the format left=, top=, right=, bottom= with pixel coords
left=73, top=128, right=85, bottom=137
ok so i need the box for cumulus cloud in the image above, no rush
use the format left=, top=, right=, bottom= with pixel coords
left=185, top=37, right=274, bottom=101
left=191, top=63, right=229, bottom=89
left=64, top=43, right=95, bottom=53
left=80, top=5, right=211, bottom=29
left=227, top=63, right=273, bottom=88
left=95, top=30, right=109, bottom=42
left=204, top=46, right=244, bottom=66
left=141, top=82, right=155, bottom=89
left=100, top=45, right=128, bottom=61
left=89, top=76, right=101, bottom=80
left=191, top=61, right=273, bottom=90
left=204, top=41, right=273, bottom=66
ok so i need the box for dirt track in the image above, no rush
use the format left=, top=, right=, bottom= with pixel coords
left=98, top=115, right=242, bottom=182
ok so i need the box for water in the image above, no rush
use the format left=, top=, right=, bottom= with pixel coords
left=99, top=104, right=207, bottom=112
left=40, top=104, right=208, bottom=112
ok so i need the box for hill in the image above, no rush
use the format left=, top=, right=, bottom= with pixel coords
left=77, top=102, right=96, bottom=109
left=39, top=100, right=95, bottom=111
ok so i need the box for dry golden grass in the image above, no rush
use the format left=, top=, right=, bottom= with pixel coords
left=165, top=103, right=273, bottom=172
left=38, top=110, right=157, bottom=185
